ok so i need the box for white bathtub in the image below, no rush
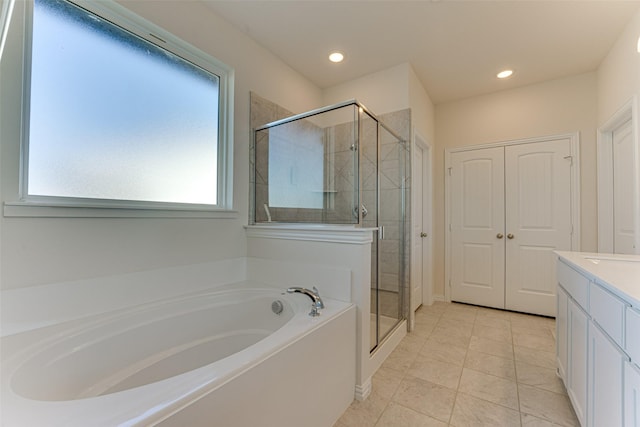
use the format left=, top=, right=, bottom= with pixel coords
left=1, top=283, right=356, bottom=426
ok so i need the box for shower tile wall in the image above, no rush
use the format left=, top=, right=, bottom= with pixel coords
left=253, top=94, right=329, bottom=223
left=324, top=121, right=358, bottom=223
left=250, top=92, right=295, bottom=224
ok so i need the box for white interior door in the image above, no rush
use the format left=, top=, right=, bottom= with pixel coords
left=613, top=118, right=636, bottom=254
left=504, top=140, right=573, bottom=316
left=450, top=147, right=505, bottom=309
left=411, top=145, right=424, bottom=312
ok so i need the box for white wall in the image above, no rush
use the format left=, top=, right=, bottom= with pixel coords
left=434, top=72, right=598, bottom=298
left=597, top=9, right=640, bottom=125
left=0, top=1, right=323, bottom=290
left=323, top=63, right=410, bottom=115
left=408, top=65, right=436, bottom=145
left=322, top=63, right=435, bottom=142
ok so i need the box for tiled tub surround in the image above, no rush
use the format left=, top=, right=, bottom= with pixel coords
left=335, top=301, right=580, bottom=427
left=1, top=257, right=356, bottom=427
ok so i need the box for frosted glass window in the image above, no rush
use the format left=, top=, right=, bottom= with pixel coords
left=27, top=0, right=221, bottom=205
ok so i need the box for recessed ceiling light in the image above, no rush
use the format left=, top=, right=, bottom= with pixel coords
left=497, top=69, right=514, bottom=79
left=329, top=52, right=344, bottom=63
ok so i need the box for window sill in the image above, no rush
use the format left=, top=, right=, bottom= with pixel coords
left=3, top=201, right=239, bottom=219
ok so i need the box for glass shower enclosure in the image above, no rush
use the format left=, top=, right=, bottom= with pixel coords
left=252, top=100, right=407, bottom=351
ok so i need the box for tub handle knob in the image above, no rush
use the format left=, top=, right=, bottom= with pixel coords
left=312, top=286, right=325, bottom=309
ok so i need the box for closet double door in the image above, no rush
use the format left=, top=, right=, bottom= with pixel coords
left=449, top=139, right=574, bottom=316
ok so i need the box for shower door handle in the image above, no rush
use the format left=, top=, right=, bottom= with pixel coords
left=355, top=204, right=368, bottom=218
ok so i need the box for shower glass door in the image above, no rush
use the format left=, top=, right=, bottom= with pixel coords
left=364, top=109, right=406, bottom=352
left=359, top=111, right=379, bottom=352
left=376, top=123, right=405, bottom=348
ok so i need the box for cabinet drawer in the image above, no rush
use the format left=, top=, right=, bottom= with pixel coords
left=626, top=307, right=640, bottom=363
left=557, top=260, right=589, bottom=310
left=590, top=282, right=626, bottom=348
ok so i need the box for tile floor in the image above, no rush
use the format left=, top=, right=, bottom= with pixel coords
left=334, top=301, right=580, bottom=427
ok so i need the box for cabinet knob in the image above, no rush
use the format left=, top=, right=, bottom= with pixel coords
left=497, top=233, right=504, bottom=239
left=420, top=232, right=427, bottom=238
left=507, top=233, right=514, bottom=239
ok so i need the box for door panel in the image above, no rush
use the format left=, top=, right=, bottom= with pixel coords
left=450, top=147, right=505, bottom=309
left=613, top=119, right=636, bottom=254
left=505, top=140, right=572, bottom=316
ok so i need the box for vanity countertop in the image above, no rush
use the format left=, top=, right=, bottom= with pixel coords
left=556, top=251, right=640, bottom=308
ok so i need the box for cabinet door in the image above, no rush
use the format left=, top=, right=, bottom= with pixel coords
left=626, top=307, right=640, bottom=363
left=568, top=297, right=588, bottom=427
left=557, top=286, right=568, bottom=382
left=625, top=361, right=640, bottom=427
left=450, top=147, right=505, bottom=309
left=588, top=323, right=624, bottom=427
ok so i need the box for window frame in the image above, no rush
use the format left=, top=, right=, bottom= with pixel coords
left=7, top=0, right=235, bottom=218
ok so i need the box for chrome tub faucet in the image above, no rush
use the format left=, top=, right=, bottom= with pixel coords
left=287, top=286, right=324, bottom=317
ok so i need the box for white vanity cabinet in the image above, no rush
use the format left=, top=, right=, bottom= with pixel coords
left=556, top=252, right=640, bottom=427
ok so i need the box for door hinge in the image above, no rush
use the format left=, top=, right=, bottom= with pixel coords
left=449, top=223, right=452, bottom=232
left=448, top=167, right=452, bottom=176
left=563, top=155, right=573, bottom=166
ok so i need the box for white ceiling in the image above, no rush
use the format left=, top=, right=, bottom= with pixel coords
left=203, top=0, right=640, bottom=104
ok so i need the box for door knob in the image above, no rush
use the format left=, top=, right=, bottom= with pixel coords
left=507, top=233, right=514, bottom=239
left=497, top=233, right=504, bottom=239
left=420, top=232, right=427, bottom=238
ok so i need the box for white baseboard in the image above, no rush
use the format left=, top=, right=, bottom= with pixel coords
left=354, top=378, right=372, bottom=401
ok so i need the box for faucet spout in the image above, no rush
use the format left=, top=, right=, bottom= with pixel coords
left=287, top=287, right=324, bottom=316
